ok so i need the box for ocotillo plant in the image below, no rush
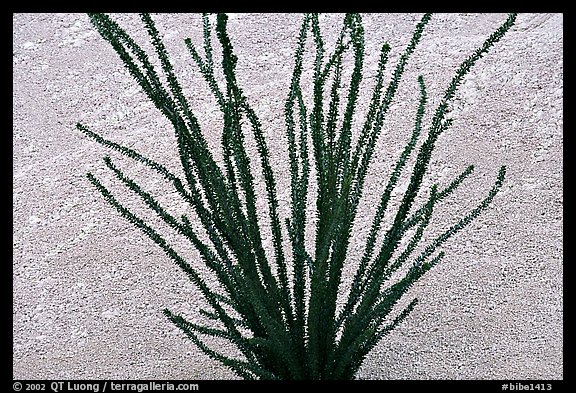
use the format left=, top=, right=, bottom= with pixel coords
left=78, top=13, right=516, bottom=379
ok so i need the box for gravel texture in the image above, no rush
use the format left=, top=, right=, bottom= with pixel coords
left=13, top=13, right=562, bottom=380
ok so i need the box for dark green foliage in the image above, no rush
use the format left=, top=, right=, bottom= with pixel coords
left=78, top=13, right=516, bottom=379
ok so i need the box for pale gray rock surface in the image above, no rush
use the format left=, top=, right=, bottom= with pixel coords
left=13, top=13, right=562, bottom=379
